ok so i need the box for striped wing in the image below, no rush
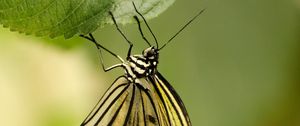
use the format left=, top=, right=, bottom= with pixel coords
left=148, top=72, right=192, bottom=126
left=81, top=73, right=191, bottom=126
left=81, top=76, right=161, bottom=126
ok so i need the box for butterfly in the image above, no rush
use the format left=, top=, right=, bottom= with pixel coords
left=80, top=2, right=205, bottom=126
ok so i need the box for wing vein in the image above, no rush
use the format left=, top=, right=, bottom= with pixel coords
left=149, top=76, right=173, bottom=125
left=155, top=73, right=191, bottom=125
left=107, top=93, right=130, bottom=125
left=94, top=84, right=131, bottom=125
left=140, top=89, right=147, bottom=126
left=138, top=84, right=162, bottom=126
left=124, top=85, right=136, bottom=125
left=81, top=82, right=128, bottom=125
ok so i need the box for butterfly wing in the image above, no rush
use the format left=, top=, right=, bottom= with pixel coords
left=81, top=76, right=131, bottom=126
left=81, top=73, right=191, bottom=126
left=148, top=72, right=192, bottom=126
left=81, top=76, right=162, bottom=126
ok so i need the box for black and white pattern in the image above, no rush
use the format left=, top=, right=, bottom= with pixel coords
left=80, top=72, right=191, bottom=126
left=126, top=46, right=158, bottom=81
left=80, top=2, right=204, bottom=126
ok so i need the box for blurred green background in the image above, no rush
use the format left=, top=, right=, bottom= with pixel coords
left=0, top=0, right=299, bottom=126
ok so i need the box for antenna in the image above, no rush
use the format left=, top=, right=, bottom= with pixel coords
left=159, top=9, right=206, bottom=50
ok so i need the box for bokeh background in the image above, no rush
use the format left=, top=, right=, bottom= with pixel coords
left=0, top=0, right=299, bottom=126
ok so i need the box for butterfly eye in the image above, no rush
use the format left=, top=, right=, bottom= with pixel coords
left=142, top=47, right=154, bottom=57
left=147, top=50, right=154, bottom=56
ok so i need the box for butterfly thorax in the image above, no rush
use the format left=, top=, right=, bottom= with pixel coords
left=124, top=46, right=159, bottom=82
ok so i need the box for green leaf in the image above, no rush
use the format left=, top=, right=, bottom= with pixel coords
left=0, top=0, right=175, bottom=39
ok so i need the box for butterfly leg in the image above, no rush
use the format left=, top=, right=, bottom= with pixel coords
left=133, top=16, right=151, bottom=47
left=80, top=33, right=124, bottom=72
left=109, top=11, right=133, bottom=59
left=132, top=2, right=159, bottom=48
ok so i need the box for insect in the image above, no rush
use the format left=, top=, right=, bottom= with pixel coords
left=80, top=2, right=204, bottom=126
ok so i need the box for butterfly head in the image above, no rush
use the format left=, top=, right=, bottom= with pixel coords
left=142, top=46, right=159, bottom=61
